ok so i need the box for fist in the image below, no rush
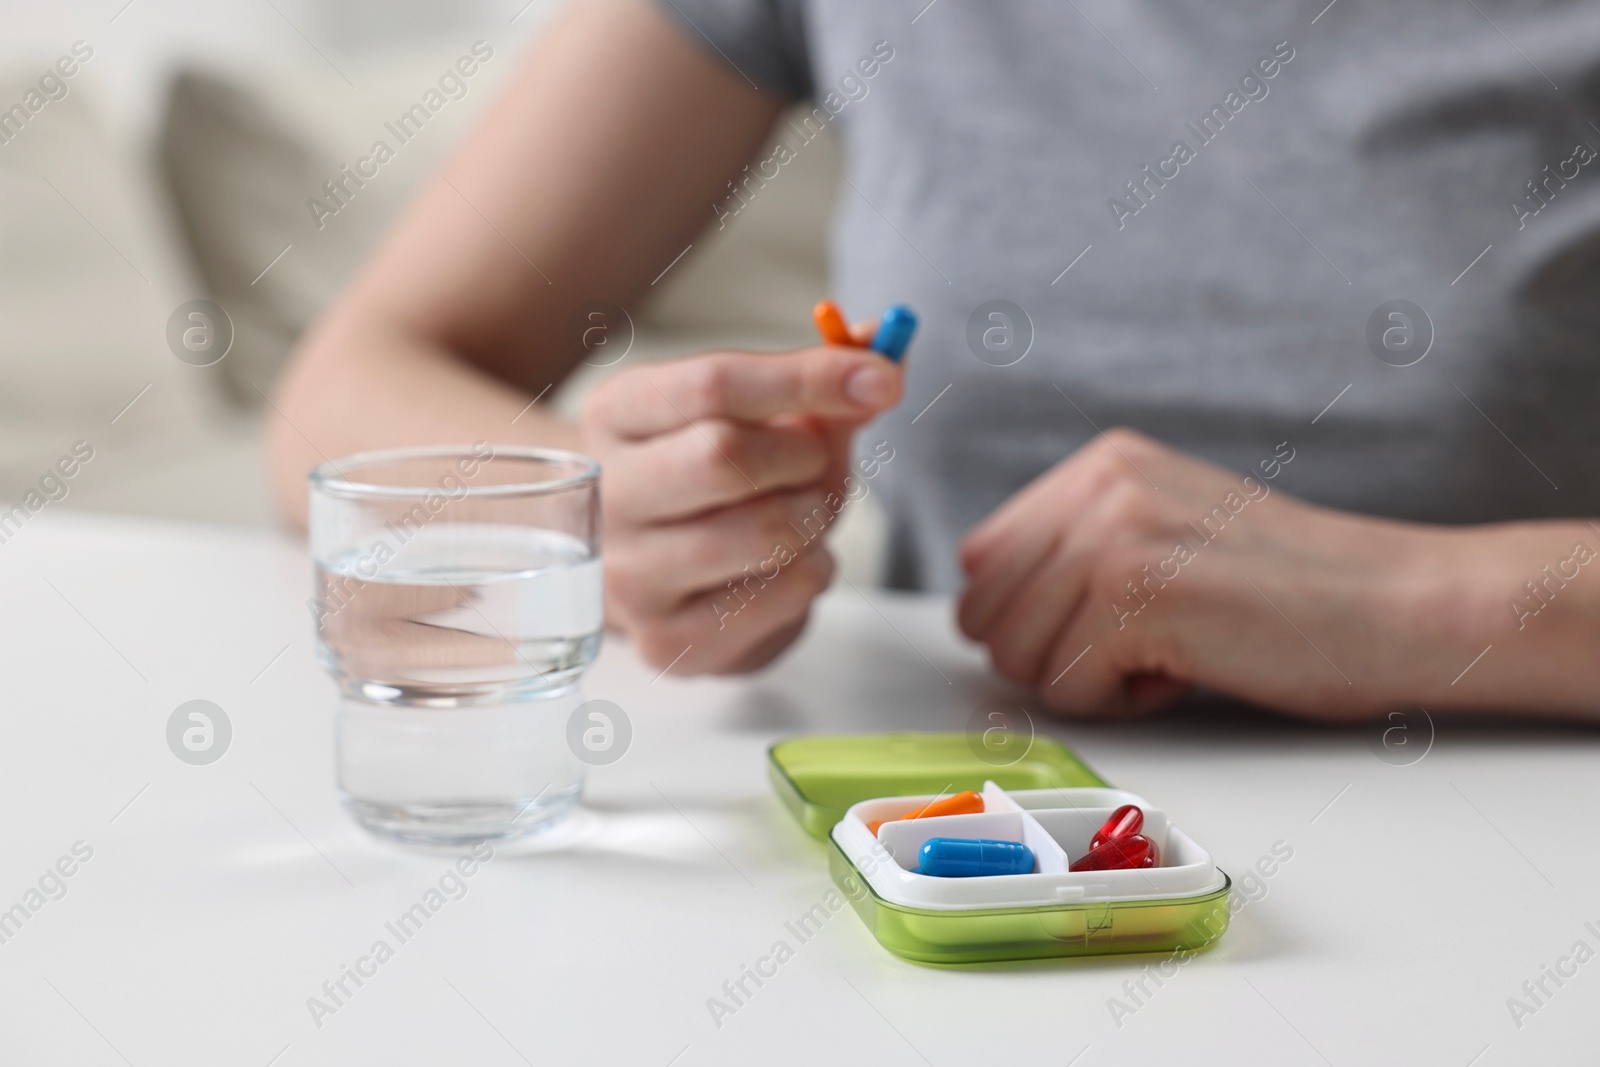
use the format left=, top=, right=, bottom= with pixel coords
left=956, top=428, right=1418, bottom=720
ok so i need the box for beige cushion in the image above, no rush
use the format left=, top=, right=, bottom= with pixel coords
left=0, top=61, right=213, bottom=505
left=159, top=39, right=841, bottom=404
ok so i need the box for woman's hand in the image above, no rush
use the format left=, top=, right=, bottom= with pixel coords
left=957, top=429, right=1599, bottom=720
left=582, top=346, right=901, bottom=675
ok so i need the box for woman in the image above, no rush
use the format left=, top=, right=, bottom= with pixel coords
left=270, top=0, right=1600, bottom=718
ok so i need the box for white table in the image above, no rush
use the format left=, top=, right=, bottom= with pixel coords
left=1, top=513, right=1594, bottom=1066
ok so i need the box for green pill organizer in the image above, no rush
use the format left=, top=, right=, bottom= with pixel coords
left=768, top=733, right=1232, bottom=964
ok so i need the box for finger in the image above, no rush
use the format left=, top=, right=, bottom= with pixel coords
left=764, top=412, right=869, bottom=518
left=959, top=468, right=1075, bottom=573
left=589, top=348, right=902, bottom=438
left=976, top=483, right=1156, bottom=687
left=607, top=419, right=830, bottom=522
left=1036, top=616, right=1190, bottom=718
left=1036, top=645, right=1182, bottom=719
left=631, top=547, right=835, bottom=674
left=1034, top=540, right=1194, bottom=717
left=960, top=469, right=1084, bottom=572
left=981, top=544, right=1095, bottom=687
left=850, top=320, right=877, bottom=347
left=700, top=547, right=835, bottom=665
left=607, top=489, right=832, bottom=606
left=960, top=429, right=1157, bottom=571
left=815, top=415, right=866, bottom=497
left=1036, top=641, right=1120, bottom=716
left=956, top=526, right=1060, bottom=640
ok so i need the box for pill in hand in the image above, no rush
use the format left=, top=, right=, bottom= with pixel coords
left=868, top=790, right=984, bottom=835
left=1069, top=833, right=1160, bottom=872
left=812, top=300, right=857, bottom=347
left=917, top=837, right=1035, bottom=877
left=870, top=305, right=918, bottom=362
left=1090, top=804, right=1144, bottom=850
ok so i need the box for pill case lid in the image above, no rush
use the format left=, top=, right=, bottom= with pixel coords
left=767, top=732, right=1108, bottom=840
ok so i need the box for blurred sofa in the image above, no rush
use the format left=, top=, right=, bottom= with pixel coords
left=0, top=12, right=886, bottom=577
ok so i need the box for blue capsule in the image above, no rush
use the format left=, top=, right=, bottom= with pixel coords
left=870, top=305, right=919, bottom=363
left=916, top=837, right=1035, bottom=878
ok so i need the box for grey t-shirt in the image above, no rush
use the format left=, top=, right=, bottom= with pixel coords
left=660, top=0, right=1600, bottom=593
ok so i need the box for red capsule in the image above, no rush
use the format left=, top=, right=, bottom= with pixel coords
left=1069, top=833, right=1159, bottom=872
left=1090, top=804, right=1144, bottom=850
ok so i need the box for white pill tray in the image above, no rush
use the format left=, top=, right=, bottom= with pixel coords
left=832, top=781, right=1226, bottom=911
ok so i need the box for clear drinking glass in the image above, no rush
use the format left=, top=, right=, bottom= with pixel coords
left=308, top=445, right=601, bottom=844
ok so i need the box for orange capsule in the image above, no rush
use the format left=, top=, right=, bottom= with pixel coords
left=812, top=300, right=858, bottom=347
left=868, top=790, right=984, bottom=835
left=907, top=790, right=985, bottom=820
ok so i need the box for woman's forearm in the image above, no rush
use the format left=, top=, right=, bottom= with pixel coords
left=1402, top=519, right=1600, bottom=716
left=268, top=314, right=580, bottom=529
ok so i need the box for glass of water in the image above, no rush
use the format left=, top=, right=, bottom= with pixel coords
left=308, top=444, right=601, bottom=845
